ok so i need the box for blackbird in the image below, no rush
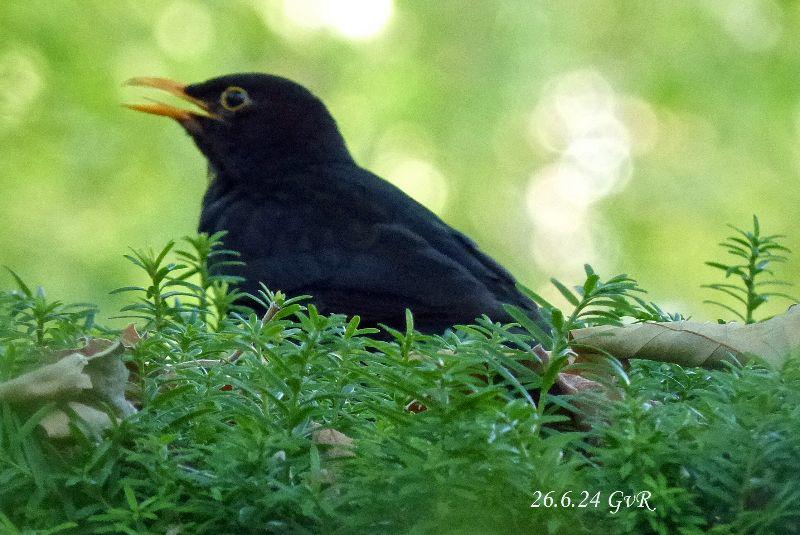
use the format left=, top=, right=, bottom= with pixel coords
left=125, top=73, right=542, bottom=334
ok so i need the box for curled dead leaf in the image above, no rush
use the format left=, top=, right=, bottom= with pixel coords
left=0, top=353, right=92, bottom=402
left=571, top=304, right=800, bottom=369
left=0, top=330, right=138, bottom=439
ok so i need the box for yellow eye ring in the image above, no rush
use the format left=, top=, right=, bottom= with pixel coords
left=220, top=86, right=251, bottom=111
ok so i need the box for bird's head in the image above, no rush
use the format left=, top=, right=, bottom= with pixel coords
left=125, top=73, right=352, bottom=179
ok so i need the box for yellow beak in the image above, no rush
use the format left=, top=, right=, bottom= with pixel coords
left=123, top=77, right=218, bottom=121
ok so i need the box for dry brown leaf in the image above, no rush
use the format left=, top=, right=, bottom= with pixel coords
left=405, top=400, right=427, bottom=413
left=52, top=337, right=121, bottom=359
left=312, top=426, right=355, bottom=458
left=120, top=323, right=143, bottom=348
left=528, top=345, right=608, bottom=395
left=85, top=347, right=137, bottom=417
left=571, top=304, right=800, bottom=369
left=0, top=353, right=92, bottom=402
left=0, top=332, right=137, bottom=439
left=39, top=402, right=113, bottom=438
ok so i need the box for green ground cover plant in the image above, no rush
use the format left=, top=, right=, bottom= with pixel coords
left=0, top=220, right=798, bottom=534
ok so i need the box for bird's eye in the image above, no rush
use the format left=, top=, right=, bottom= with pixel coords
left=220, top=86, right=250, bottom=111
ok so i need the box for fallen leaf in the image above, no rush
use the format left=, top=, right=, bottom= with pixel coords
left=40, top=402, right=113, bottom=439
left=52, top=337, right=121, bottom=359
left=530, top=344, right=620, bottom=405
left=312, top=426, right=355, bottom=458
left=0, top=353, right=92, bottom=402
left=571, top=304, right=800, bottom=369
left=85, top=347, right=137, bottom=416
left=0, top=332, right=137, bottom=439
left=405, top=400, right=427, bottom=413
left=120, top=323, right=143, bottom=348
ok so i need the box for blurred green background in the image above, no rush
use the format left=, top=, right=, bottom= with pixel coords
left=1, top=0, right=798, bottom=322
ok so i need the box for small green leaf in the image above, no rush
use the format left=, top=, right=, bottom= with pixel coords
left=4, top=267, right=33, bottom=297
left=551, top=278, right=580, bottom=306
left=515, top=283, right=556, bottom=310
left=582, top=274, right=600, bottom=296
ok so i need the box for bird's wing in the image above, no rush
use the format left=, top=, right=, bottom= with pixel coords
left=436, top=228, right=539, bottom=312
left=345, top=167, right=537, bottom=313
left=239, top=220, right=502, bottom=315
left=200, top=165, right=537, bottom=327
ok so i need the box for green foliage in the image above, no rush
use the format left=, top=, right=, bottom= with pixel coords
left=505, top=265, right=644, bottom=425
left=589, top=359, right=800, bottom=535
left=175, top=231, right=247, bottom=330
left=704, top=215, right=796, bottom=323
left=2, top=268, right=96, bottom=349
left=0, top=227, right=798, bottom=534
left=110, top=241, right=196, bottom=329
left=0, top=269, right=96, bottom=382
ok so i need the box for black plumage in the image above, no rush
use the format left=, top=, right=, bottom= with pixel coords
left=127, top=73, right=542, bottom=333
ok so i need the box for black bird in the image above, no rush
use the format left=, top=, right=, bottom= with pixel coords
left=125, top=73, right=542, bottom=334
